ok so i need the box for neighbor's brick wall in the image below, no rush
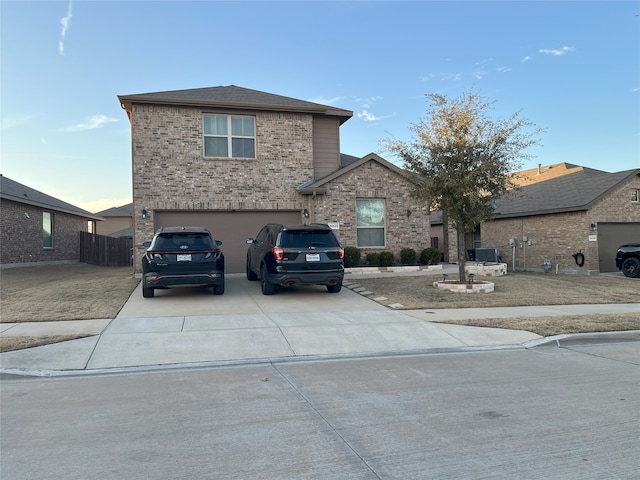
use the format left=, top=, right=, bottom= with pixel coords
left=310, top=161, right=431, bottom=263
left=481, top=211, right=592, bottom=273
left=480, top=175, right=640, bottom=274
left=1, top=199, right=87, bottom=266
left=130, top=104, right=315, bottom=267
left=589, top=174, right=640, bottom=222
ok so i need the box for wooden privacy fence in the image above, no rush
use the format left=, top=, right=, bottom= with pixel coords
left=80, top=232, right=133, bottom=267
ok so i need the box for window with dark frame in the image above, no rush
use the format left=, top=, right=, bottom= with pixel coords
left=632, top=189, right=639, bottom=203
left=203, top=114, right=255, bottom=159
left=43, top=211, right=53, bottom=248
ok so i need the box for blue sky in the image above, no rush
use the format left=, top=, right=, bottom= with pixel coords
left=1, top=0, right=638, bottom=213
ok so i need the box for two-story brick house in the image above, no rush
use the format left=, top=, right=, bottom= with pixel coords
left=117, top=85, right=431, bottom=273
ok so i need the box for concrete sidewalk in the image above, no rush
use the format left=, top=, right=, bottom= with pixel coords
left=2, top=267, right=639, bottom=375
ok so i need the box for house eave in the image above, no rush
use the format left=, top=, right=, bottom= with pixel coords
left=118, top=97, right=353, bottom=124
left=1, top=193, right=104, bottom=221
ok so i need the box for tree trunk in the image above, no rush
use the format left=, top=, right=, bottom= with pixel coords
left=457, top=226, right=466, bottom=282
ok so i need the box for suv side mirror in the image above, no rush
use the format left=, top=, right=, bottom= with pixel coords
left=246, top=238, right=255, bottom=244
left=215, top=240, right=223, bottom=246
left=143, top=241, right=151, bottom=248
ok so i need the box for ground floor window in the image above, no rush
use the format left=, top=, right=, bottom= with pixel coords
left=356, top=199, right=385, bottom=247
left=43, top=211, right=53, bottom=248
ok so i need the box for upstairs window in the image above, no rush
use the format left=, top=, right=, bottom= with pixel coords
left=632, top=189, right=639, bottom=203
left=203, top=114, right=255, bottom=158
left=43, top=211, right=53, bottom=248
left=356, top=199, right=385, bottom=247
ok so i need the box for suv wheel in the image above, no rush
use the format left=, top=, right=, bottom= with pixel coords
left=326, top=281, right=342, bottom=293
left=142, top=284, right=155, bottom=298
left=246, top=258, right=258, bottom=281
left=621, top=257, right=640, bottom=278
left=212, top=282, right=225, bottom=295
left=260, top=264, right=276, bottom=295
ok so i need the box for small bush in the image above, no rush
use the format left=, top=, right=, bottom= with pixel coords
left=420, top=247, right=441, bottom=265
left=366, top=252, right=380, bottom=267
left=344, top=246, right=361, bottom=268
left=379, top=251, right=395, bottom=267
left=400, top=248, right=417, bottom=265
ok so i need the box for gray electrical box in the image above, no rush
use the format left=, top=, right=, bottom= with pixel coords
left=475, top=247, right=499, bottom=262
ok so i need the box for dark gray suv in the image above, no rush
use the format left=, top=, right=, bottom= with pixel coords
left=142, top=226, right=225, bottom=298
left=246, top=223, right=344, bottom=295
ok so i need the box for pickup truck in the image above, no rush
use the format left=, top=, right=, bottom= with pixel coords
left=615, top=243, right=640, bottom=278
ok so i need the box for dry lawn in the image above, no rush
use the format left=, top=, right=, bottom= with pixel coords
left=1, top=264, right=139, bottom=352
left=1, top=265, right=639, bottom=352
left=354, top=271, right=640, bottom=337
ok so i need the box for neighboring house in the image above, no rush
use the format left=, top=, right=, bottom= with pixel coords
left=95, top=204, right=133, bottom=237
left=117, top=85, right=431, bottom=273
left=0, top=175, right=103, bottom=267
left=431, top=163, right=640, bottom=274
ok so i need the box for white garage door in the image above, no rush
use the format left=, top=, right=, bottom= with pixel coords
left=154, top=211, right=303, bottom=273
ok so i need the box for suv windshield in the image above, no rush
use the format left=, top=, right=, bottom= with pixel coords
left=279, top=230, right=340, bottom=248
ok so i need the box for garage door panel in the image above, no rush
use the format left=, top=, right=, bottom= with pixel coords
left=155, top=211, right=302, bottom=273
left=597, top=223, right=640, bottom=272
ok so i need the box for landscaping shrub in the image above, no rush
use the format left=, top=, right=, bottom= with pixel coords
left=344, top=246, right=361, bottom=268
left=420, top=247, right=441, bottom=265
left=400, top=248, right=417, bottom=265
left=366, top=252, right=380, bottom=267
left=379, top=251, right=394, bottom=267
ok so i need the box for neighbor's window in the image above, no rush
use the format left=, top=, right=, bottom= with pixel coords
left=203, top=114, right=255, bottom=158
left=356, top=199, right=385, bottom=247
left=632, top=189, right=639, bottom=203
left=43, top=211, right=53, bottom=248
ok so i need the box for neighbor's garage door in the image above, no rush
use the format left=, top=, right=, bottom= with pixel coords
left=154, top=211, right=302, bottom=273
left=597, top=222, right=640, bottom=272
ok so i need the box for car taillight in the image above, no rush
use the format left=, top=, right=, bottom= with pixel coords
left=338, top=247, right=344, bottom=259
left=272, top=247, right=284, bottom=261
left=204, top=251, right=221, bottom=259
left=146, top=252, right=164, bottom=261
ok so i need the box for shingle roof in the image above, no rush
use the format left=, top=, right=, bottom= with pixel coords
left=494, top=168, right=639, bottom=217
left=118, top=85, right=353, bottom=124
left=0, top=175, right=103, bottom=220
left=95, top=203, right=133, bottom=217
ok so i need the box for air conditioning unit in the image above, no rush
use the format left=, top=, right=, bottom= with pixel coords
left=475, top=247, right=499, bottom=263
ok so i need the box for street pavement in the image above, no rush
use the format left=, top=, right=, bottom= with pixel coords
left=1, top=265, right=639, bottom=375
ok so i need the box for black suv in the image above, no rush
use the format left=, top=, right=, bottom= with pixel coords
left=246, top=223, right=344, bottom=295
left=615, top=243, right=640, bottom=278
left=142, top=226, right=225, bottom=298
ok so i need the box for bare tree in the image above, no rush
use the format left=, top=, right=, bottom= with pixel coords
left=382, top=89, right=543, bottom=281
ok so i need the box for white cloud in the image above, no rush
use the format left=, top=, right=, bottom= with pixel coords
left=521, top=56, right=531, bottom=63
left=357, top=110, right=380, bottom=121
left=308, top=96, right=344, bottom=106
left=539, top=45, right=575, bottom=56
left=62, top=115, right=119, bottom=132
left=497, top=66, right=511, bottom=73
left=59, top=1, right=73, bottom=55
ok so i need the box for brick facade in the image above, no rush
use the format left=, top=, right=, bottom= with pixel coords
left=1, top=199, right=88, bottom=266
left=481, top=174, right=640, bottom=274
left=129, top=101, right=433, bottom=270
left=310, top=160, right=430, bottom=259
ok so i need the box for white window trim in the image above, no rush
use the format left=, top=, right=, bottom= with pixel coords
left=203, top=114, right=255, bottom=159
left=356, top=199, right=386, bottom=248
left=631, top=189, right=639, bottom=203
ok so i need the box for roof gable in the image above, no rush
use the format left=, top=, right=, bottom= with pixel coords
left=298, top=153, right=413, bottom=194
left=118, top=85, right=353, bottom=124
left=0, top=175, right=102, bottom=220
